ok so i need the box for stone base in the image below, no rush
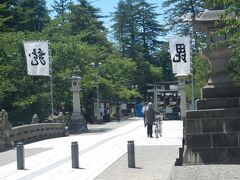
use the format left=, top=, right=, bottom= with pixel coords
left=183, top=147, right=240, bottom=164
left=183, top=108, right=240, bottom=165
left=197, top=97, right=240, bottom=110
left=68, top=113, right=88, bottom=134
left=0, top=129, right=13, bottom=152
left=202, top=86, right=240, bottom=99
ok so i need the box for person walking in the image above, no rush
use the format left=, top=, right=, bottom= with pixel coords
left=142, top=102, right=147, bottom=127
left=144, top=102, right=155, bottom=138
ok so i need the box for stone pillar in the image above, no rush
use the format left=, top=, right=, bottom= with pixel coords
left=176, top=75, right=187, bottom=120
left=0, top=109, right=13, bottom=151
left=68, top=71, right=88, bottom=134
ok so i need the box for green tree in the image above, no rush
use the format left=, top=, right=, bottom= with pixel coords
left=137, top=0, right=164, bottom=63
left=0, top=0, right=165, bottom=125
left=112, top=0, right=139, bottom=58
left=0, top=0, right=50, bottom=32
left=156, top=42, right=175, bottom=81
left=0, top=1, right=15, bottom=32
left=52, top=0, right=70, bottom=23
left=112, top=0, right=163, bottom=61
left=66, top=0, right=107, bottom=44
left=111, top=0, right=129, bottom=57
left=162, top=0, right=204, bottom=35
left=0, top=32, right=51, bottom=125
left=112, top=0, right=165, bottom=99
left=17, top=0, right=50, bottom=31
left=186, top=53, right=210, bottom=101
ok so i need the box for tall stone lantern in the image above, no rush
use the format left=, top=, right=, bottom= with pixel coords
left=68, top=70, right=88, bottom=134
left=193, top=10, right=240, bottom=98
left=180, top=9, right=240, bottom=165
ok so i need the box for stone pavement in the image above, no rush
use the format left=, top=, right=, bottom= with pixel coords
left=96, top=119, right=240, bottom=180
left=1, top=117, right=239, bottom=180
left=95, top=146, right=180, bottom=180
left=0, top=117, right=182, bottom=180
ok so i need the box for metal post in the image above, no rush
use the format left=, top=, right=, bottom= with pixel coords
left=127, top=140, right=135, bottom=168
left=190, top=38, right=195, bottom=111
left=153, top=86, right=158, bottom=110
left=50, top=75, right=53, bottom=115
left=49, top=45, right=54, bottom=115
left=71, top=141, right=79, bottom=168
left=96, top=67, right=100, bottom=119
left=16, top=142, right=25, bottom=170
left=191, top=74, right=195, bottom=110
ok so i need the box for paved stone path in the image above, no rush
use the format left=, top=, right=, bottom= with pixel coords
left=0, top=118, right=183, bottom=180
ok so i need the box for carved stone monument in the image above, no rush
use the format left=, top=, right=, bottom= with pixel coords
left=68, top=70, right=88, bottom=133
left=0, top=109, right=13, bottom=151
left=45, top=112, right=66, bottom=124
left=182, top=10, right=240, bottom=164
left=31, top=114, right=39, bottom=124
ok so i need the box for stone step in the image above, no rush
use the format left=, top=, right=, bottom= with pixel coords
left=186, top=116, right=240, bottom=133
left=196, top=97, right=240, bottom=110
left=187, top=108, right=240, bottom=119
left=202, top=86, right=240, bottom=99
left=183, top=147, right=240, bottom=164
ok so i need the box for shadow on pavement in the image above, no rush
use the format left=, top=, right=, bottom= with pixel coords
left=87, top=128, right=113, bottom=134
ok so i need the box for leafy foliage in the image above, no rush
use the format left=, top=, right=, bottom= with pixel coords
left=1, top=0, right=163, bottom=124
left=162, top=0, right=204, bottom=35
left=0, top=0, right=50, bottom=32
left=186, top=53, right=210, bottom=101
left=112, top=0, right=164, bottom=60
left=1, top=0, right=209, bottom=124
left=111, top=0, right=166, bottom=99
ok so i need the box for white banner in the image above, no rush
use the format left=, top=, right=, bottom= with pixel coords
left=169, top=36, right=191, bottom=75
left=23, top=41, right=49, bottom=76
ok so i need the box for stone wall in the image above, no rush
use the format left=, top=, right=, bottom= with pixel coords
left=184, top=108, right=240, bottom=164
left=10, top=123, right=67, bottom=145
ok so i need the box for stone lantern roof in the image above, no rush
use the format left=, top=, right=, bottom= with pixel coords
left=193, top=9, right=225, bottom=32
left=196, top=9, right=225, bottom=21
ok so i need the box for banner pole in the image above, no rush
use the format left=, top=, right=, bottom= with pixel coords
left=49, top=43, right=54, bottom=115
left=50, top=75, right=53, bottom=115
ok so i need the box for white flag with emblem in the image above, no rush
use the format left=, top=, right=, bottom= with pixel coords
left=23, top=41, right=49, bottom=76
left=169, top=36, right=191, bottom=75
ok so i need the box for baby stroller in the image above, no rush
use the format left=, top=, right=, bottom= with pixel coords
left=154, top=113, right=163, bottom=138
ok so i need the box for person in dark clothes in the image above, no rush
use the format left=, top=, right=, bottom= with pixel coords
left=106, top=106, right=110, bottom=122
left=142, top=102, right=147, bottom=127
left=144, top=102, right=155, bottom=138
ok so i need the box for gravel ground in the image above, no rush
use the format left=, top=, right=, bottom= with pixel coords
left=169, top=164, right=240, bottom=180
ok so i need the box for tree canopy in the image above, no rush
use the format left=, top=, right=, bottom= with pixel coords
left=1, top=0, right=238, bottom=124
left=0, top=0, right=165, bottom=124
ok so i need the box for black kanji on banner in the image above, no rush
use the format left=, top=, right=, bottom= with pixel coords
left=173, top=44, right=187, bottom=63
left=29, top=48, right=46, bottom=66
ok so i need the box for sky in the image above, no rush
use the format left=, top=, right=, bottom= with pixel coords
left=91, top=0, right=164, bottom=26
left=46, top=0, right=167, bottom=40
left=47, top=0, right=165, bottom=28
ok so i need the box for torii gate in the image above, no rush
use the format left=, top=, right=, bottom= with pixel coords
left=146, top=82, right=178, bottom=110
